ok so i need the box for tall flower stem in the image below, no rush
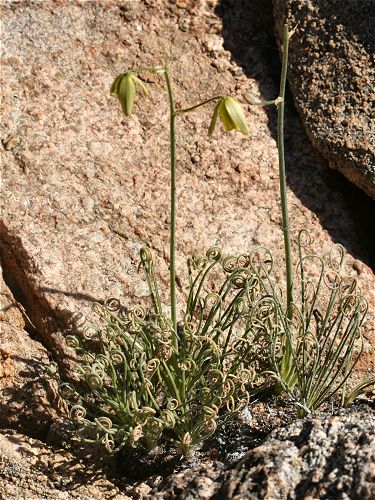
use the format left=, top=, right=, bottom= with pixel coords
left=162, top=73, right=222, bottom=353
left=274, top=24, right=296, bottom=394
left=251, top=27, right=295, bottom=389
left=121, top=66, right=246, bottom=354
left=164, top=69, right=178, bottom=350
left=277, top=24, right=293, bottom=316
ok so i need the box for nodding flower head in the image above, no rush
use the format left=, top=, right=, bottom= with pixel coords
left=208, top=96, right=249, bottom=136
left=110, top=72, right=148, bottom=117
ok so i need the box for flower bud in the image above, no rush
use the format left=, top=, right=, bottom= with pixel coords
left=110, top=72, right=148, bottom=117
left=209, top=96, right=249, bottom=136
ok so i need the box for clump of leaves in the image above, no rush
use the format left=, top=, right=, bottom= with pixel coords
left=51, top=247, right=272, bottom=454
left=263, top=231, right=367, bottom=415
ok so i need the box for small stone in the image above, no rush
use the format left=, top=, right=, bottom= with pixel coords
left=353, top=261, right=363, bottom=275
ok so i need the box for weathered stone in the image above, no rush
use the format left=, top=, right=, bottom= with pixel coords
left=0, top=268, right=60, bottom=439
left=0, top=430, right=128, bottom=499
left=273, top=0, right=375, bottom=198
left=221, top=409, right=375, bottom=499
left=151, top=407, right=375, bottom=499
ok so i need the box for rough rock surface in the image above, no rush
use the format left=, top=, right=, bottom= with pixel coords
left=151, top=406, right=375, bottom=499
left=1, top=405, right=374, bottom=500
left=273, top=0, right=375, bottom=198
left=0, top=268, right=60, bottom=439
left=0, top=0, right=374, bottom=498
left=0, top=0, right=373, bottom=367
left=0, top=430, right=128, bottom=499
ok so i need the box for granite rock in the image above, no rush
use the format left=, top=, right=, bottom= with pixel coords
left=219, top=410, right=375, bottom=499
left=0, top=268, right=60, bottom=439
left=0, top=430, right=128, bottom=500
left=273, top=0, right=375, bottom=198
left=152, top=407, right=375, bottom=499
left=0, top=2, right=374, bottom=497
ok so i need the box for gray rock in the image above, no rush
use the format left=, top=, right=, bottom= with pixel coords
left=152, top=408, right=375, bottom=499
left=220, top=410, right=375, bottom=499
left=273, top=0, right=375, bottom=198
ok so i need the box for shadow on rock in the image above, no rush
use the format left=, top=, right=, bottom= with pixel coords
left=41, top=287, right=105, bottom=305
left=0, top=354, right=62, bottom=440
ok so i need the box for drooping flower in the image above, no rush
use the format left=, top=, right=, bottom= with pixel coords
left=110, top=72, right=148, bottom=117
left=209, top=96, right=249, bottom=136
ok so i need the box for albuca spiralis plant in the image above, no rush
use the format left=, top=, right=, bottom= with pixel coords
left=50, top=24, right=371, bottom=455
left=266, top=231, right=368, bottom=415
left=246, top=25, right=369, bottom=415
left=50, top=56, right=265, bottom=455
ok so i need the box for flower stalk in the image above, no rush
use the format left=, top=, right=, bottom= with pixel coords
left=110, top=65, right=248, bottom=353
left=246, top=26, right=293, bottom=315
left=277, top=24, right=294, bottom=317
left=163, top=68, right=178, bottom=348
